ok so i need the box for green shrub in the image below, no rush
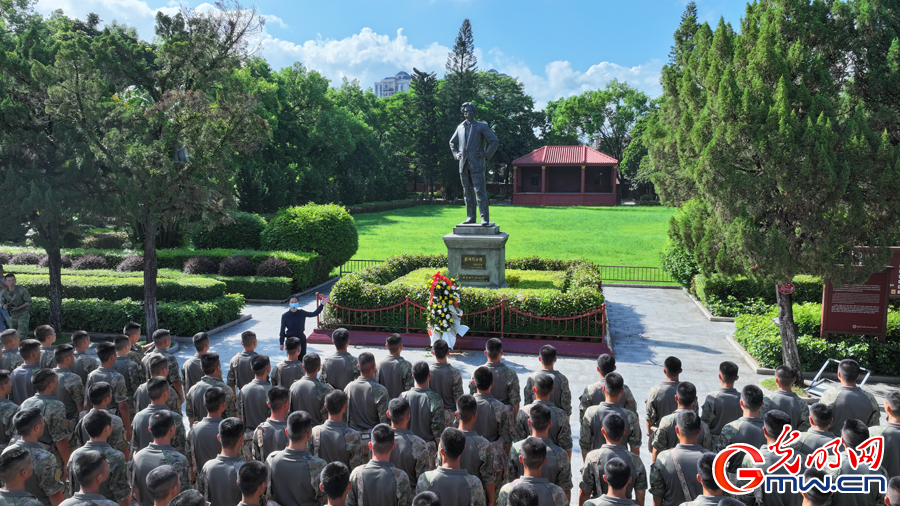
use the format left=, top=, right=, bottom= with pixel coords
left=81, top=232, right=128, bottom=250
left=214, top=276, right=293, bottom=300
left=154, top=249, right=327, bottom=292
left=659, top=240, right=700, bottom=288
left=255, top=257, right=293, bottom=278
left=116, top=255, right=144, bottom=272
left=9, top=252, right=40, bottom=265
left=262, top=204, right=358, bottom=269
left=191, top=211, right=266, bottom=250
left=29, top=294, right=244, bottom=336
left=38, top=255, right=73, bottom=268
left=219, top=256, right=255, bottom=277
left=71, top=254, right=109, bottom=270
left=183, top=256, right=218, bottom=275
left=14, top=273, right=226, bottom=301
left=733, top=303, right=900, bottom=376
left=695, top=273, right=823, bottom=316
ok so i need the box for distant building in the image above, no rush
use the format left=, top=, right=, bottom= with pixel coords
left=374, top=71, right=412, bottom=98
left=486, top=68, right=511, bottom=78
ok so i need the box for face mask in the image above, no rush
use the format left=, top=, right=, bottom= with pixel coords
left=289, top=303, right=300, bottom=309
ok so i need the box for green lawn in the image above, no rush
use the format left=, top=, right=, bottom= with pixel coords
left=352, top=205, right=674, bottom=267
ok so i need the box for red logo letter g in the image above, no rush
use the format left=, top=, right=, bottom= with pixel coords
left=713, top=444, right=765, bottom=495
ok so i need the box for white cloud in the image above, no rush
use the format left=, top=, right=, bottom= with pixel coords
left=261, top=14, right=287, bottom=29
left=33, top=0, right=179, bottom=39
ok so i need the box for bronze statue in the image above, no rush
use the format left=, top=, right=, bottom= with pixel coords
left=449, top=102, right=499, bottom=225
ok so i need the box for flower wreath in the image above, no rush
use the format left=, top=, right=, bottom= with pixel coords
left=427, top=272, right=460, bottom=335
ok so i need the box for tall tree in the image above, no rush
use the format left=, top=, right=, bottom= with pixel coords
left=409, top=68, right=443, bottom=197
left=663, top=0, right=900, bottom=378
left=439, top=19, right=480, bottom=198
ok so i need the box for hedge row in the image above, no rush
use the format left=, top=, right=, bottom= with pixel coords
left=14, top=273, right=226, bottom=301
left=325, top=254, right=605, bottom=338
left=734, top=303, right=900, bottom=376
left=213, top=276, right=293, bottom=300
left=1, top=247, right=328, bottom=292
left=29, top=294, right=245, bottom=336
left=694, top=273, right=823, bottom=317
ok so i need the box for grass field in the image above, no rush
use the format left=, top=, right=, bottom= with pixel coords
left=352, top=205, right=674, bottom=267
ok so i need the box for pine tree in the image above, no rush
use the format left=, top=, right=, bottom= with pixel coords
left=410, top=68, right=443, bottom=198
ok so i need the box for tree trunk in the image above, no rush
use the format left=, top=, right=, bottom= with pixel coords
left=775, top=287, right=804, bottom=385
left=143, top=216, right=159, bottom=337
left=45, top=242, right=63, bottom=334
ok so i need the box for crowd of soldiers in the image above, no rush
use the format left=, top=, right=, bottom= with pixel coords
left=0, top=322, right=897, bottom=506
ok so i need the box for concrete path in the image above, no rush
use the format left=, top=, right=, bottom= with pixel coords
left=170, top=285, right=768, bottom=505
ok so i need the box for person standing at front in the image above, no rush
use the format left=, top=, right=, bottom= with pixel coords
left=1, top=274, right=31, bottom=337
left=278, top=295, right=326, bottom=359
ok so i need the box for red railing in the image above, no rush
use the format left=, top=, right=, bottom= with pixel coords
left=316, top=293, right=606, bottom=342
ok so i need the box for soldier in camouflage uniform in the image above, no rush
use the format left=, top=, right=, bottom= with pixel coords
left=389, top=397, right=435, bottom=485
left=0, top=329, right=24, bottom=372
left=715, top=385, right=766, bottom=465
left=429, top=339, right=464, bottom=429
left=130, top=377, right=186, bottom=454
left=290, top=353, right=334, bottom=426
left=320, top=328, right=360, bottom=392
left=344, top=353, right=390, bottom=433
left=271, top=336, right=305, bottom=388
left=870, top=392, right=900, bottom=479
left=34, top=327, right=56, bottom=371
left=84, top=343, right=130, bottom=432
left=182, top=332, right=209, bottom=394
left=759, top=365, right=810, bottom=431
left=508, top=403, right=571, bottom=500
left=515, top=373, right=572, bottom=455
left=74, top=382, right=129, bottom=457
left=819, top=359, right=881, bottom=433
left=582, top=457, right=642, bottom=506
left=790, top=402, right=836, bottom=461
left=226, top=331, right=259, bottom=394
left=496, top=438, right=566, bottom=506
left=186, top=387, right=228, bottom=476
left=450, top=395, right=496, bottom=501
left=20, top=369, right=72, bottom=470
left=4, top=408, right=66, bottom=505
left=1, top=275, right=31, bottom=337
left=700, top=361, right=742, bottom=436
left=69, top=331, right=98, bottom=385
left=738, top=411, right=811, bottom=506
left=266, top=411, right=328, bottom=506
left=649, top=411, right=712, bottom=506
left=133, top=355, right=180, bottom=413
left=581, top=372, right=641, bottom=455
left=142, top=329, right=184, bottom=403
left=677, top=453, right=728, bottom=506
left=66, top=410, right=129, bottom=504
left=197, top=418, right=246, bottom=506
left=401, top=362, right=446, bottom=458
left=375, top=334, right=414, bottom=399
left=347, top=424, right=412, bottom=506
left=653, top=382, right=715, bottom=460
left=522, top=345, right=572, bottom=417
left=579, top=354, right=639, bottom=422
left=51, top=345, right=84, bottom=429
left=580, top=412, right=646, bottom=505
left=470, top=365, right=515, bottom=486
left=251, top=386, right=290, bottom=462
left=416, top=428, right=487, bottom=506
left=309, top=390, right=367, bottom=470
left=0, top=446, right=45, bottom=506
left=0, top=370, right=18, bottom=452
left=112, top=335, right=144, bottom=416
left=468, top=338, right=520, bottom=418
left=62, top=450, right=121, bottom=506
left=646, top=357, right=698, bottom=454
left=821, top=419, right=889, bottom=506
left=123, top=322, right=146, bottom=366
left=131, top=411, right=192, bottom=506
left=185, top=352, right=239, bottom=424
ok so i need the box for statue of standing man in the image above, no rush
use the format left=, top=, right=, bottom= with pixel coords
left=450, top=102, right=499, bottom=226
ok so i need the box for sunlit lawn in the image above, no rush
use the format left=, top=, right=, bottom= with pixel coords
left=352, top=205, right=674, bottom=267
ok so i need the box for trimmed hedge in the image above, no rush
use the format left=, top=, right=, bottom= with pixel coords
left=262, top=204, right=358, bottom=270
left=191, top=211, right=266, bottom=250
left=694, top=273, right=823, bottom=317
left=29, top=294, right=244, bottom=337
left=734, top=303, right=900, bottom=376
left=326, top=254, right=605, bottom=338
left=14, top=273, right=226, bottom=301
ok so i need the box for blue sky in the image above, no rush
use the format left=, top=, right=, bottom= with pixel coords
left=34, top=0, right=748, bottom=106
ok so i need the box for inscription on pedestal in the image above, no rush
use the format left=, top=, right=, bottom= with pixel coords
left=462, top=255, right=486, bottom=270
left=459, top=274, right=491, bottom=282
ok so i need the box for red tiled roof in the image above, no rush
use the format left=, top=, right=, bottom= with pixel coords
left=512, top=145, right=618, bottom=166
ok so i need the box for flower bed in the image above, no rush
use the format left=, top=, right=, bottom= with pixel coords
left=693, top=273, right=824, bottom=317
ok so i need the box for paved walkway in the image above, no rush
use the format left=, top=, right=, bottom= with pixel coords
left=170, top=285, right=770, bottom=505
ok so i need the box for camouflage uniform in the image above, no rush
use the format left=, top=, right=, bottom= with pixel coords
left=401, top=387, right=446, bottom=444
left=429, top=362, right=464, bottom=428
left=116, top=356, right=144, bottom=416
left=439, top=430, right=495, bottom=495
left=653, top=409, right=715, bottom=452
left=819, top=385, right=880, bottom=432
left=266, top=449, right=327, bottom=506
left=472, top=393, right=515, bottom=482
left=347, top=460, right=412, bottom=506
left=497, top=477, right=566, bottom=506
left=38, top=347, right=56, bottom=370
left=649, top=444, right=710, bottom=506
left=226, top=350, right=258, bottom=393
left=0, top=490, right=43, bottom=506
left=344, top=377, right=390, bottom=432
left=185, top=375, right=239, bottom=421
left=581, top=403, right=641, bottom=454
left=468, top=362, right=521, bottom=409
left=309, top=420, right=367, bottom=470
left=127, top=342, right=144, bottom=366
left=507, top=437, right=571, bottom=490
left=53, top=368, right=84, bottom=423
left=821, top=451, right=888, bottom=506
left=514, top=401, right=573, bottom=451
left=522, top=370, right=572, bottom=417
left=375, top=355, right=414, bottom=400
left=71, top=352, right=99, bottom=385
left=1, top=287, right=31, bottom=336
left=67, top=441, right=129, bottom=502
left=131, top=443, right=192, bottom=506
left=59, top=492, right=118, bottom=506
left=2, top=440, right=65, bottom=504
left=197, top=455, right=245, bottom=506
left=84, top=368, right=127, bottom=414
left=646, top=382, right=699, bottom=453
left=142, top=350, right=181, bottom=395
left=20, top=394, right=72, bottom=462
left=133, top=381, right=181, bottom=415
left=760, top=391, right=811, bottom=432
left=251, top=418, right=289, bottom=462
left=289, top=375, right=334, bottom=425
left=0, top=397, right=20, bottom=451
left=74, top=409, right=128, bottom=456
left=0, top=349, right=25, bottom=372
left=415, top=468, right=486, bottom=506
left=392, top=429, right=436, bottom=485
left=270, top=359, right=305, bottom=388
left=869, top=422, right=900, bottom=479
left=700, top=387, right=742, bottom=436
left=579, top=379, right=639, bottom=420
left=581, top=444, right=647, bottom=500
left=131, top=404, right=187, bottom=454
left=716, top=417, right=766, bottom=453
left=320, top=351, right=360, bottom=392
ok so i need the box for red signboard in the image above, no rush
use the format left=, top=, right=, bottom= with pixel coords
left=821, top=269, right=893, bottom=342
left=777, top=282, right=796, bottom=295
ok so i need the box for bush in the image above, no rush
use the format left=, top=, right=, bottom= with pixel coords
left=734, top=303, right=900, bottom=376
left=38, top=255, right=73, bottom=268
left=9, top=253, right=41, bottom=265
left=29, top=294, right=244, bottom=336
left=215, top=276, right=293, bottom=300
left=694, top=273, right=823, bottom=316
left=81, top=232, right=128, bottom=250
left=262, top=204, right=358, bottom=269
left=0, top=253, right=9, bottom=264
left=219, top=256, right=255, bottom=277
left=191, top=211, right=267, bottom=250
left=116, top=255, right=144, bottom=272
left=659, top=240, right=700, bottom=288
left=72, top=254, right=109, bottom=270
left=14, top=273, right=226, bottom=301
left=255, top=257, right=293, bottom=278
left=183, top=256, right=218, bottom=275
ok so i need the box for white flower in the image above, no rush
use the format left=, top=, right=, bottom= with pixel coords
left=444, top=290, right=448, bottom=294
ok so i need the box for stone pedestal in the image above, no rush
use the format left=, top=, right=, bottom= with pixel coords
left=443, top=223, right=509, bottom=289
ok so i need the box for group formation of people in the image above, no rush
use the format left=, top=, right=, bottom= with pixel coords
left=0, top=319, right=896, bottom=506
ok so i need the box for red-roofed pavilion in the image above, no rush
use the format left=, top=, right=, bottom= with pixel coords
left=511, top=145, right=618, bottom=206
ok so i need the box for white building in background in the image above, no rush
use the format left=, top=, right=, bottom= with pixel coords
left=374, top=71, right=412, bottom=98
left=486, top=68, right=511, bottom=78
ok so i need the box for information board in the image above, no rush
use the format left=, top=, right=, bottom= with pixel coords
left=820, top=269, right=892, bottom=342
left=461, top=255, right=486, bottom=270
